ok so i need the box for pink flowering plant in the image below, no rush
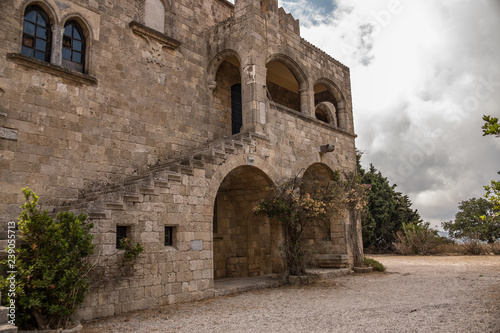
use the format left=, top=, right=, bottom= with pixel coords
left=119, top=238, right=144, bottom=260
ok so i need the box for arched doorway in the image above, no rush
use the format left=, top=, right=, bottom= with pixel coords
left=302, top=163, right=336, bottom=253
left=211, top=53, right=242, bottom=137
left=213, top=166, right=282, bottom=278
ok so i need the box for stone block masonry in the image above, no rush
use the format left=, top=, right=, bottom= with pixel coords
left=0, top=0, right=361, bottom=321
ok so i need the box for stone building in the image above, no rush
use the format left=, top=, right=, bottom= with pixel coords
left=0, top=0, right=361, bottom=320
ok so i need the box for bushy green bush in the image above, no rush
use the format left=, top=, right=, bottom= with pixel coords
left=363, top=257, right=386, bottom=272
left=0, top=188, right=94, bottom=330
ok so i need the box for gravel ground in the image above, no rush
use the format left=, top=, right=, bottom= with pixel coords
left=81, top=255, right=500, bottom=333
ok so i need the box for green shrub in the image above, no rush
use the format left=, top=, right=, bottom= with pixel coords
left=0, top=188, right=94, bottom=330
left=120, top=238, right=144, bottom=260
left=393, top=222, right=441, bottom=255
left=363, top=257, right=386, bottom=272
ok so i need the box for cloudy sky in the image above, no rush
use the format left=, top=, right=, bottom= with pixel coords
left=229, top=0, right=500, bottom=228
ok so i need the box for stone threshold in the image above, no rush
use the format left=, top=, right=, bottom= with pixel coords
left=212, top=268, right=350, bottom=297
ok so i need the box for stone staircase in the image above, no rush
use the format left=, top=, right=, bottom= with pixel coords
left=0, top=293, right=17, bottom=333
left=56, top=131, right=267, bottom=219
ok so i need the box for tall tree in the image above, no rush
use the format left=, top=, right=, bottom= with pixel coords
left=358, top=160, right=421, bottom=252
left=442, top=197, right=499, bottom=243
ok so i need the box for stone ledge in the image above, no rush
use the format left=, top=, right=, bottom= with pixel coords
left=270, top=102, right=357, bottom=138
left=129, top=21, right=181, bottom=50
left=6, top=53, right=98, bottom=86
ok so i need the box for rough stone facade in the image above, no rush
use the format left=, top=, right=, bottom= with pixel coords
left=0, top=0, right=361, bottom=320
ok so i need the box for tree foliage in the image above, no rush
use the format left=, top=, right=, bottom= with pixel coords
left=482, top=115, right=500, bottom=136
left=1, top=188, right=95, bottom=330
left=442, top=197, right=500, bottom=243
left=482, top=115, right=500, bottom=217
left=357, top=158, right=421, bottom=252
left=254, top=173, right=369, bottom=277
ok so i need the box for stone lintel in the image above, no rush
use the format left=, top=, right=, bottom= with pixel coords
left=6, top=53, right=98, bottom=86
left=129, top=21, right=181, bottom=50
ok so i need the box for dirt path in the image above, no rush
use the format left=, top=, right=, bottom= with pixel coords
left=81, top=256, right=500, bottom=332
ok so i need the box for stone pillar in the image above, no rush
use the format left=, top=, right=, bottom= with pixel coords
left=241, top=64, right=257, bottom=132
left=299, top=87, right=310, bottom=115
left=51, top=25, right=64, bottom=67
left=338, top=109, right=348, bottom=131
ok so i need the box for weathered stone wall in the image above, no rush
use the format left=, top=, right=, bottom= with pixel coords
left=0, top=0, right=360, bottom=321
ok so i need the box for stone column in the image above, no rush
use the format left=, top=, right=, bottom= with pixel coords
left=299, top=87, right=311, bottom=116
left=241, top=64, right=257, bottom=132
left=51, top=25, right=64, bottom=67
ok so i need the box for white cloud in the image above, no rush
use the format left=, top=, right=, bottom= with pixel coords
left=281, top=0, right=500, bottom=228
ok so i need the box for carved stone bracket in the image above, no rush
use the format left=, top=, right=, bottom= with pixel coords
left=129, top=21, right=181, bottom=50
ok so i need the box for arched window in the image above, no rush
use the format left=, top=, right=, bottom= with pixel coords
left=315, top=108, right=329, bottom=123
left=145, top=0, right=165, bottom=33
left=62, top=21, right=85, bottom=72
left=22, top=6, right=51, bottom=62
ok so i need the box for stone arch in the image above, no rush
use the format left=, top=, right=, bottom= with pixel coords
left=20, top=0, right=58, bottom=26
left=207, top=49, right=242, bottom=88
left=315, top=101, right=337, bottom=126
left=207, top=49, right=243, bottom=137
left=266, top=53, right=309, bottom=113
left=266, top=53, right=308, bottom=89
left=60, top=13, right=93, bottom=73
left=207, top=154, right=279, bottom=203
left=135, top=0, right=173, bottom=35
left=294, top=152, right=340, bottom=179
left=301, top=163, right=340, bottom=254
left=314, top=78, right=348, bottom=130
left=210, top=161, right=283, bottom=278
left=302, top=162, right=335, bottom=183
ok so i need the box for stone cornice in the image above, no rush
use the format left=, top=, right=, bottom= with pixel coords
left=6, top=53, right=98, bottom=86
left=129, top=21, right=181, bottom=50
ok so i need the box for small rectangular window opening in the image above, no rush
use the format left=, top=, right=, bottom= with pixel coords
left=116, top=226, right=128, bottom=249
left=165, top=226, right=173, bottom=246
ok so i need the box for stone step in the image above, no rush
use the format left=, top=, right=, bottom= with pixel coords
left=87, top=211, right=109, bottom=219
left=0, top=324, right=17, bottom=333
left=224, top=145, right=237, bottom=155
left=315, top=254, right=349, bottom=269
left=105, top=202, right=125, bottom=211
left=212, top=149, right=226, bottom=159
left=122, top=192, right=142, bottom=202
left=138, top=186, right=155, bottom=195
left=0, top=307, right=8, bottom=324
left=56, top=132, right=262, bottom=221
